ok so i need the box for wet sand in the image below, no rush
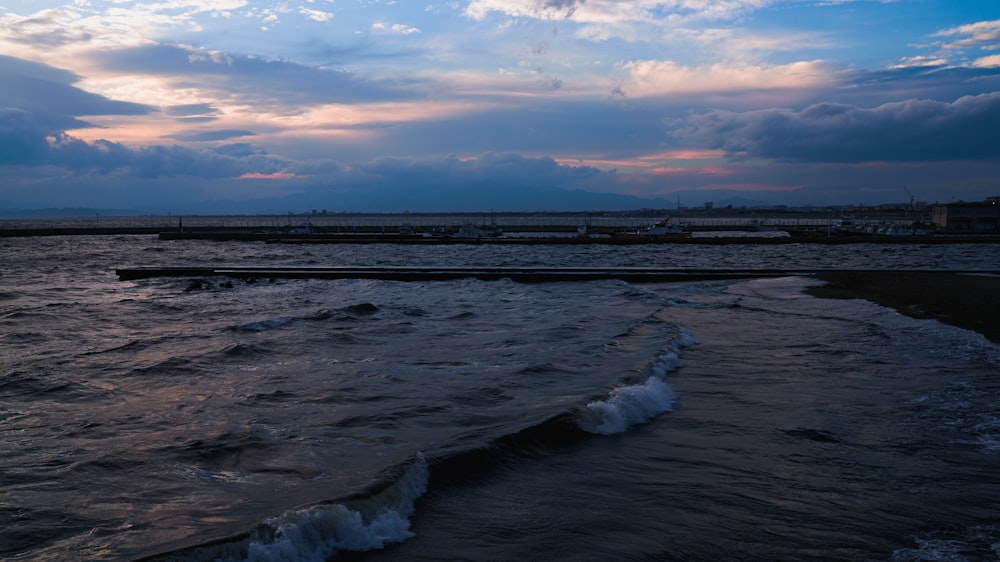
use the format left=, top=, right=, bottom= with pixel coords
left=805, top=271, right=1000, bottom=343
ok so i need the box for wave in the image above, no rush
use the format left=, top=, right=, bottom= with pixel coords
left=892, top=524, right=1000, bottom=561
left=231, top=317, right=295, bottom=332
left=231, top=302, right=382, bottom=332
left=220, top=342, right=271, bottom=357
left=425, top=325, right=699, bottom=478
left=575, top=377, right=678, bottom=435
left=82, top=339, right=150, bottom=355
left=142, top=453, right=429, bottom=562
left=139, top=322, right=698, bottom=561
left=0, top=373, right=99, bottom=401
left=575, top=326, right=697, bottom=435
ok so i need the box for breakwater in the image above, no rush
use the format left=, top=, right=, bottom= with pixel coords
left=115, top=266, right=1000, bottom=283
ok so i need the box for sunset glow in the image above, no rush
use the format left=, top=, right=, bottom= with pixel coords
left=1, top=1, right=997, bottom=212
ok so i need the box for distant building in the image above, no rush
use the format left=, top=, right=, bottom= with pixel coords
left=931, top=198, right=1000, bottom=231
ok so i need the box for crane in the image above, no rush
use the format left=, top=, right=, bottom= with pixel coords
left=903, top=185, right=915, bottom=211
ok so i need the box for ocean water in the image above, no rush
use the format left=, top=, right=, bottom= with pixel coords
left=2, top=235, right=999, bottom=561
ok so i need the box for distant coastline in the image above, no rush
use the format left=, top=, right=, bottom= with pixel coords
left=3, top=209, right=998, bottom=244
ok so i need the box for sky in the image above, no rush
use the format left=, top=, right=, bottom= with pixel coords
left=1, top=0, right=999, bottom=213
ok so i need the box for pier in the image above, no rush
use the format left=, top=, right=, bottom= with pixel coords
left=5, top=212, right=999, bottom=243
left=116, top=266, right=790, bottom=282
left=114, top=266, right=1000, bottom=283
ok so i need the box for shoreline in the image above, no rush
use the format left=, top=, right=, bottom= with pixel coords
left=805, top=271, right=1000, bottom=343
left=2, top=226, right=998, bottom=244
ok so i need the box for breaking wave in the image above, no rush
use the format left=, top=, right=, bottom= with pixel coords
left=576, top=327, right=697, bottom=435
left=144, top=453, right=429, bottom=562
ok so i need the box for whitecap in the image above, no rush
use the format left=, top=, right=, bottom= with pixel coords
left=578, top=377, right=677, bottom=435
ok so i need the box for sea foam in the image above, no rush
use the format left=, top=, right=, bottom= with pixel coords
left=246, top=452, right=428, bottom=561
left=576, top=328, right=696, bottom=435
left=162, top=453, right=429, bottom=562
left=579, top=376, right=677, bottom=435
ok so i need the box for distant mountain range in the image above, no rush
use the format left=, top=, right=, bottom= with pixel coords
left=0, top=207, right=146, bottom=219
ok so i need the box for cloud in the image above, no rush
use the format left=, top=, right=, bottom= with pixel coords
left=265, top=152, right=628, bottom=212
left=372, top=22, right=422, bottom=35
left=359, top=152, right=603, bottom=186
left=677, top=92, right=1000, bottom=163
left=934, top=19, right=1000, bottom=51
left=299, top=7, right=334, bottom=23
left=0, top=55, right=153, bottom=166
left=0, top=108, right=52, bottom=166
left=0, top=55, right=286, bottom=179
left=13, top=128, right=287, bottom=179
left=0, top=8, right=94, bottom=48
left=240, top=170, right=296, bottom=180
left=466, top=0, right=583, bottom=21
left=0, top=54, right=150, bottom=133
left=164, top=103, right=222, bottom=123
left=466, top=0, right=769, bottom=25
left=164, top=103, right=220, bottom=118
left=167, top=129, right=257, bottom=142
left=97, top=44, right=415, bottom=109
left=972, top=54, right=1000, bottom=69
left=911, top=19, right=1000, bottom=69
left=0, top=2, right=250, bottom=55
left=619, top=59, right=833, bottom=98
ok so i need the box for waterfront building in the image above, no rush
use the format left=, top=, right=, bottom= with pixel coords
left=931, top=198, right=1000, bottom=231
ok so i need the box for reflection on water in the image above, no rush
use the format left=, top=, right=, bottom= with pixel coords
left=1, top=236, right=998, bottom=561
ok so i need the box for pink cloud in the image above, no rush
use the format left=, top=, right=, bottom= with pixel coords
left=555, top=149, right=726, bottom=170
left=239, top=170, right=297, bottom=179
left=649, top=165, right=732, bottom=175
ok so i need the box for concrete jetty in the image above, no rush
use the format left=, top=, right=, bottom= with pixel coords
left=114, top=266, right=1000, bottom=283
left=116, top=266, right=794, bottom=282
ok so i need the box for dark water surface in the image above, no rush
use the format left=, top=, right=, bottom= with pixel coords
left=2, top=236, right=999, bottom=561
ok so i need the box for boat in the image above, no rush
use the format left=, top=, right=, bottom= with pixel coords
left=610, top=217, right=692, bottom=239
left=288, top=221, right=314, bottom=234
left=747, top=218, right=777, bottom=232
left=876, top=221, right=930, bottom=236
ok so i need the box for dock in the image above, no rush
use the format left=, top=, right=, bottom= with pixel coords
left=116, top=266, right=797, bottom=282
left=114, top=266, right=1000, bottom=283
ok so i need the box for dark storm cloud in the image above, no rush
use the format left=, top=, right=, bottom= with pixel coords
left=0, top=55, right=150, bottom=133
left=287, top=152, right=609, bottom=205
left=40, top=134, right=286, bottom=179
left=0, top=108, right=51, bottom=165
left=833, top=66, right=1000, bottom=107
left=0, top=55, right=151, bottom=167
left=97, top=45, right=416, bottom=108
left=211, top=143, right=265, bottom=158
left=1, top=106, right=285, bottom=178
left=678, top=92, right=1000, bottom=163
left=0, top=55, right=286, bottom=178
left=357, top=152, right=602, bottom=186
left=342, top=97, right=682, bottom=162
left=277, top=152, right=623, bottom=212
